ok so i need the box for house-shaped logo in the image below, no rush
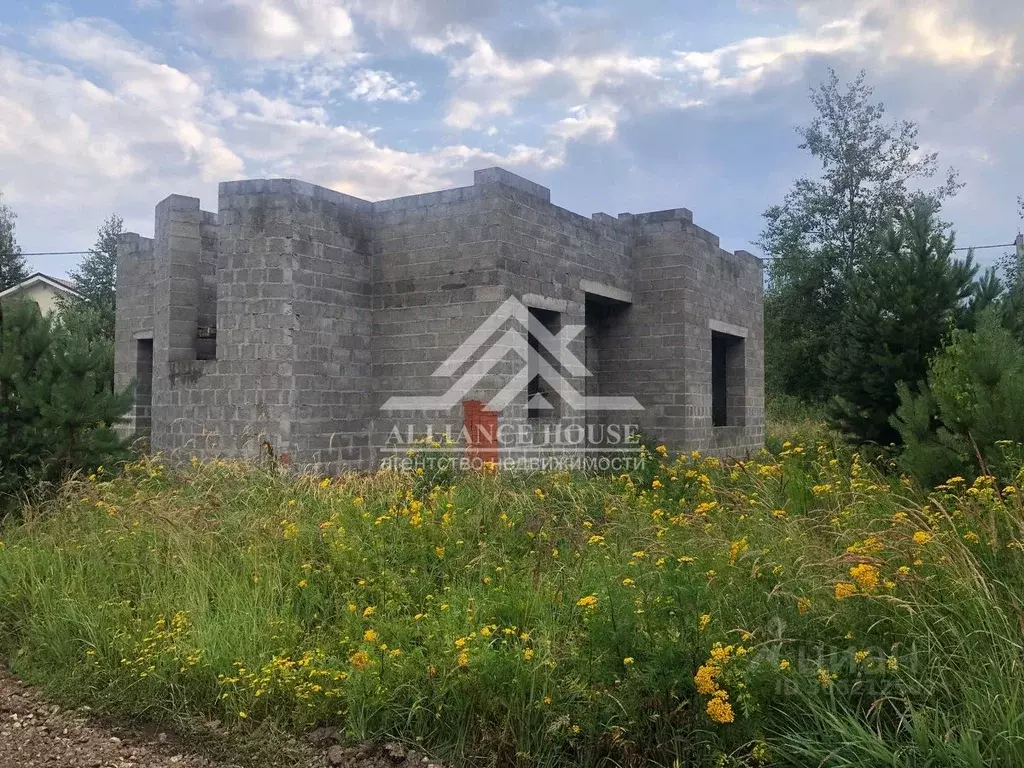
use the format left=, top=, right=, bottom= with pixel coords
left=381, top=297, right=643, bottom=413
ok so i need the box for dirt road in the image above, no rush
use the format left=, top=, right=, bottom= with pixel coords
left=0, top=664, right=447, bottom=768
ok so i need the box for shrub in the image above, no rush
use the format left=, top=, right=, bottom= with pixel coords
left=892, top=309, right=1024, bottom=486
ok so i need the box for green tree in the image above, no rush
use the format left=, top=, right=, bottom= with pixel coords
left=60, top=214, right=123, bottom=343
left=0, top=192, right=29, bottom=292
left=760, top=69, right=960, bottom=402
left=994, top=197, right=1024, bottom=341
left=0, top=298, right=132, bottom=509
left=39, top=313, right=133, bottom=474
left=892, top=310, right=1024, bottom=486
left=825, top=199, right=978, bottom=445
left=996, top=196, right=1024, bottom=292
left=0, top=300, right=52, bottom=501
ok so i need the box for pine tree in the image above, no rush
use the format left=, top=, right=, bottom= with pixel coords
left=761, top=69, right=961, bottom=402
left=826, top=199, right=977, bottom=445
left=61, top=214, right=123, bottom=343
left=0, top=298, right=132, bottom=509
left=36, top=316, right=133, bottom=475
left=0, top=192, right=29, bottom=292
left=893, top=310, right=1024, bottom=485
left=0, top=300, right=53, bottom=500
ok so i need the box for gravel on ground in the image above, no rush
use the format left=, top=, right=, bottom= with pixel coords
left=0, top=664, right=445, bottom=768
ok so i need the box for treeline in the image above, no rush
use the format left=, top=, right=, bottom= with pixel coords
left=0, top=202, right=132, bottom=510
left=764, top=69, right=1024, bottom=484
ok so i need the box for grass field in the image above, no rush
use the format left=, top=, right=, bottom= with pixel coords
left=2, top=437, right=1024, bottom=767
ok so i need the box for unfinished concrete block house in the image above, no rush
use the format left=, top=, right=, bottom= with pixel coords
left=115, top=167, right=764, bottom=471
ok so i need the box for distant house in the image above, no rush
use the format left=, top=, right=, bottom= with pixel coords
left=0, top=273, right=81, bottom=315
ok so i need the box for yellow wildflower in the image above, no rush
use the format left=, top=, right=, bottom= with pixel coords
left=705, top=692, right=734, bottom=724
left=709, top=644, right=733, bottom=663
left=834, top=582, right=856, bottom=600
left=849, top=563, right=879, bottom=591
left=694, top=664, right=720, bottom=695
left=349, top=650, right=372, bottom=670
left=729, top=537, right=749, bottom=565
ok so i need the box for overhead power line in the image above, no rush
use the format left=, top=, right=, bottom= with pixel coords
left=23, top=241, right=1022, bottom=260
left=953, top=243, right=1016, bottom=252
left=761, top=242, right=1016, bottom=260
left=18, top=250, right=93, bottom=257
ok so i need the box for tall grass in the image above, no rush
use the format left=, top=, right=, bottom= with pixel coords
left=2, top=444, right=1024, bottom=767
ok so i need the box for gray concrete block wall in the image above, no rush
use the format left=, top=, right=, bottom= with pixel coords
left=370, top=183, right=512, bottom=463
left=115, top=166, right=765, bottom=471
left=153, top=195, right=202, bottom=364
left=630, top=214, right=764, bottom=456
left=289, top=183, right=373, bottom=467
left=114, top=233, right=156, bottom=439
left=482, top=175, right=634, bottom=453
left=197, top=211, right=219, bottom=359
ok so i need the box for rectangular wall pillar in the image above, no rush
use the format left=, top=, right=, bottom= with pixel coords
left=154, top=195, right=202, bottom=363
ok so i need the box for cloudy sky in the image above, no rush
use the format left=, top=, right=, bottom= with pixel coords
left=1, top=0, right=1022, bottom=277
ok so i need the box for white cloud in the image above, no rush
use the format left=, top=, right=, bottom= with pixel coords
left=348, top=68, right=420, bottom=102
left=39, top=18, right=204, bottom=110
left=675, top=0, right=1017, bottom=93
left=343, top=0, right=500, bottom=36
left=892, top=6, right=1014, bottom=68
left=174, top=0, right=358, bottom=60
left=414, top=0, right=1018, bottom=155
left=35, top=18, right=242, bottom=182
left=217, top=88, right=562, bottom=200
left=427, top=30, right=667, bottom=131
left=552, top=101, right=620, bottom=143
left=231, top=88, right=329, bottom=121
